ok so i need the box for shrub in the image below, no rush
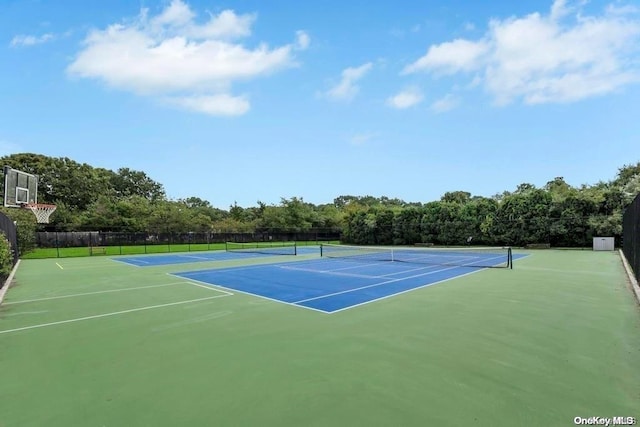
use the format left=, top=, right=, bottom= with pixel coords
left=0, top=207, right=37, bottom=255
left=0, top=232, right=14, bottom=280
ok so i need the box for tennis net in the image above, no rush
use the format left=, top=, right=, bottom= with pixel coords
left=320, top=244, right=512, bottom=268
left=225, top=241, right=297, bottom=256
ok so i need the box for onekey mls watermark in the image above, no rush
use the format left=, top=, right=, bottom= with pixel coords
left=574, top=417, right=637, bottom=426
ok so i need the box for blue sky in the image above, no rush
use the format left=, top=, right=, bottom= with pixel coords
left=1, top=0, right=639, bottom=209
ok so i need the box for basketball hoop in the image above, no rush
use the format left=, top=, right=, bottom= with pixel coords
left=24, top=203, right=57, bottom=224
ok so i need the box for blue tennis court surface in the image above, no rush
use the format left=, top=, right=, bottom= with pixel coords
left=114, top=247, right=319, bottom=267
left=173, top=254, right=527, bottom=313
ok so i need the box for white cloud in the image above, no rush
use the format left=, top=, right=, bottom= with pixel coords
left=188, top=10, right=255, bottom=40
left=296, top=30, right=310, bottom=50
left=387, top=88, right=424, bottom=109
left=348, top=133, right=377, bottom=146
left=430, top=94, right=460, bottom=113
left=550, top=0, right=571, bottom=21
left=402, top=39, right=489, bottom=75
left=67, top=0, right=306, bottom=116
left=324, top=63, right=373, bottom=101
left=402, top=0, right=640, bottom=105
left=164, top=94, right=250, bottom=116
left=606, top=4, right=639, bottom=15
left=151, top=0, right=195, bottom=28
left=10, top=33, right=54, bottom=47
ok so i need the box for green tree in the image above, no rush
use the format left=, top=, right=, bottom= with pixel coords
left=147, top=201, right=189, bottom=234
left=281, top=197, right=315, bottom=231
left=440, top=191, right=471, bottom=204
left=420, top=202, right=441, bottom=244
left=493, top=188, right=551, bottom=246
left=111, top=168, right=165, bottom=201
left=393, top=207, right=423, bottom=245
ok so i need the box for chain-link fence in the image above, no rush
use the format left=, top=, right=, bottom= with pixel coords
left=33, top=229, right=342, bottom=258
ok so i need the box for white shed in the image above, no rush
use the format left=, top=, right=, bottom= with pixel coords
left=593, top=237, right=615, bottom=251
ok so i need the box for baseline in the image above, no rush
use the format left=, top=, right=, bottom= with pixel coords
left=0, top=293, right=232, bottom=335
left=327, top=266, right=492, bottom=314
left=292, top=263, right=468, bottom=304
left=4, top=282, right=188, bottom=305
left=167, top=272, right=328, bottom=314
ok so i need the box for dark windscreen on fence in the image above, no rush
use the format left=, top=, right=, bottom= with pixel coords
left=34, top=229, right=341, bottom=257
left=623, top=193, right=640, bottom=282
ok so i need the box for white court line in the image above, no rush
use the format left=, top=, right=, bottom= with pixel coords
left=293, top=254, right=508, bottom=305
left=400, top=254, right=477, bottom=263
left=0, top=294, right=231, bottom=335
left=173, top=277, right=234, bottom=296
left=3, top=310, right=50, bottom=317
left=329, top=267, right=493, bottom=314
left=55, top=262, right=64, bottom=270
left=282, top=261, right=442, bottom=279
left=278, top=265, right=388, bottom=279
left=165, top=253, right=511, bottom=314
left=292, top=265, right=461, bottom=304
left=167, top=272, right=328, bottom=315
left=4, top=282, right=187, bottom=305
left=110, top=258, right=150, bottom=266
left=176, top=262, right=295, bottom=276
left=53, top=261, right=117, bottom=268
left=180, top=255, right=217, bottom=260
left=109, top=258, right=143, bottom=268
left=285, top=259, right=387, bottom=273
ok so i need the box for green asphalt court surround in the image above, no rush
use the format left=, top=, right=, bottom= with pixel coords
left=0, top=250, right=639, bottom=426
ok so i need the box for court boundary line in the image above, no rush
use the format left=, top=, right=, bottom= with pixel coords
left=181, top=255, right=216, bottom=260
left=0, top=259, right=21, bottom=306
left=169, top=253, right=523, bottom=314
left=280, top=262, right=441, bottom=279
left=51, top=261, right=121, bottom=269
left=172, top=266, right=476, bottom=315
left=323, top=254, right=523, bottom=313
left=176, top=254, right=508, bottom=314
left=297, top=252, right=510, bottom=314
left=292, top=262, right=473, bottom=304
left=3, top=282, right=190, bottom=305
left=0, top=293, right=232, bottom=335
left=279, top=265, right=391, bottom=280
left=167, top=272, right=328, bottom=314
left=113, top=250, right=304, bottom=268
left=177, top=278, right=234, bottom=295
left=327, top=266, right=494, bottom=314
left=110, top=258, right=145, bottom=267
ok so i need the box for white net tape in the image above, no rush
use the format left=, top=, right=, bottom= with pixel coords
left=26, top=204, right=57, bottom=224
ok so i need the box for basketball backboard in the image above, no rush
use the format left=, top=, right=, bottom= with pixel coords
left=3, top=166, right=38, bottom=207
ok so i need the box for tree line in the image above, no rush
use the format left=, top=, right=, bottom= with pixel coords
left=1, top=153, right=639, bottom=248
